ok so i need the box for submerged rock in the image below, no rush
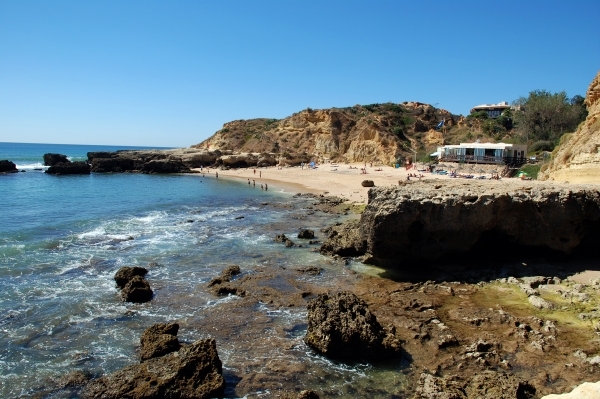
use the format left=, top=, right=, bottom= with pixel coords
left=304, top=291, right=401, bottom=360
left=140, top=323, right=181, bottom=362
left=83, top=338, right=225, bottom=399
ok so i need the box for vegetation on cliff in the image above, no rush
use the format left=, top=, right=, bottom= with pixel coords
left=195, top=88, right=588, bottom=166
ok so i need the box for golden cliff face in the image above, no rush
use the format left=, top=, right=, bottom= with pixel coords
left=539, top=71, right=600, bottom=183
left=195, top=103, right=455, bottom=164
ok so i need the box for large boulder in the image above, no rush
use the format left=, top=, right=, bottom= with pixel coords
left=304, top=291, right=401, bottom=360
left=0, top=160, right=18, bottom=173
left=121, top=275, right=153, bottom=303
left=83, top=338, right=225, bottom=399
left=43, top=153, right=69, bottom=166
left=140, top=323, right=181, bottom=362
left=45, top=161, right=91, bottom=175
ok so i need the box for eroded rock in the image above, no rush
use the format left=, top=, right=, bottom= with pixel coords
left=140, top=323, right=181, bottom=362
left=83, top=338, right=225, bottom=399
left=304, top=291, right=401, bottom=360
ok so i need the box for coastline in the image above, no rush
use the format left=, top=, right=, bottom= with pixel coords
left=194, top=162, right=600, bottom=204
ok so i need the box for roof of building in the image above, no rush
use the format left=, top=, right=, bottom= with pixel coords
left=442, top=142, right=525, bottom=149
left=471, top=102, right=510, bottom=110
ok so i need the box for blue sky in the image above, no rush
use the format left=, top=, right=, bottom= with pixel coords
left=1, top=1, right=598, bottom=147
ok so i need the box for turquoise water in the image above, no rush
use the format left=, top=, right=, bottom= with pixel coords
left=0, top=143, right=407, bottom=398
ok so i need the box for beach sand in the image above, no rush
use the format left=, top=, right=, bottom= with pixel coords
left=196, top=163, right=452, bottom=203
left=194, top=162, right=572, bottom=204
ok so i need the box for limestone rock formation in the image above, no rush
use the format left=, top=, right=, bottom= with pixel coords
left=415, top=371, right=536, bottom=399
left=304, top=291, right=402, bottom=360
left=539, top=71, right=600, bottom=183
left=195, top=103, right=457, bottom=165
left=88, top=150, right=191, bottom=173
left=321, top=180, right=600, bottom=266
left=139, top=323, right=181, bottom=362
left=83, top=338, right=225, bottom=399
left=0, top=160, right=18, bottom=173
left=319, top=219, right=366, bottom=257
left=45, top=161, right=91, bottom=175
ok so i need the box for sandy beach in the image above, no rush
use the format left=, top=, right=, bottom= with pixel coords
left=194, top=162, right=565, bottom=204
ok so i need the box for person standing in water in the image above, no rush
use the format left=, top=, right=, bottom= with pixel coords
left=265, top=183, right=268, bottom=191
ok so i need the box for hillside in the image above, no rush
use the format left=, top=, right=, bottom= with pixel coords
left=194, top=102, right=461, bottom=164
left=539, top=71, right=600, bottom=183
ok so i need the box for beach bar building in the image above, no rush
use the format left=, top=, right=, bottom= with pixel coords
left=436, top=142, right=527, bottom=165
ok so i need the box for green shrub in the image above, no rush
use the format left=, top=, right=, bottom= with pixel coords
left=518, top=164, right=541, bottom=179
left=530, top=140, right=554, bottom=152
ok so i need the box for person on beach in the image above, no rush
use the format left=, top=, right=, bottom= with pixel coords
left=260, top=171, right=262, bottom=178
left=253, top=180, right=255, bottom=186
left=265, top=183, right=268, bottom=190
left=248, top=179, right=250, bottom=185
left=254, top=169, right=256, bottom=175
left=216, top=172, right=218, bottom=178
left=260, top=184, right=263, bottom=190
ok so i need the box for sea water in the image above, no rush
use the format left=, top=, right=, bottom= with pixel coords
left=0, top=143, right=408, bottom=398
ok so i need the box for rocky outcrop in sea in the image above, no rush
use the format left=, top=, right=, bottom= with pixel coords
left=0, top=160, right=18, bottom=173
left=43, top=152, right=91, bottom=175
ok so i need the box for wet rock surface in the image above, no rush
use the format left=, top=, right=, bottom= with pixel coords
left=304, top=291, right=402, bottom=360
left=83, top=338, right=225, bottom=399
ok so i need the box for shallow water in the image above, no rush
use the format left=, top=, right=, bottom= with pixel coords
left=0, top=143, right=411, bottom=398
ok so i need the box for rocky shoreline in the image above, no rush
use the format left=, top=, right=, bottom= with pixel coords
left=12, top=157, right=599, bottom=397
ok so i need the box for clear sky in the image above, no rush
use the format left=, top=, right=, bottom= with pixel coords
left=1, top=1, right=599, bottom=147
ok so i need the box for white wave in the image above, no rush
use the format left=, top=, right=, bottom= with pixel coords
left=15, top=162, right=47, bottom=170
left=77, top=227, right=107, bottom=240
